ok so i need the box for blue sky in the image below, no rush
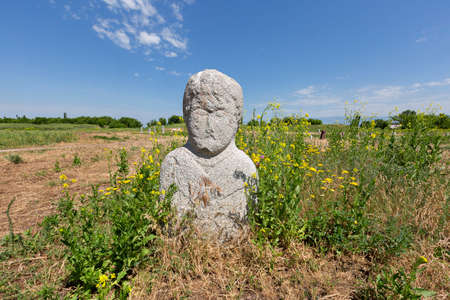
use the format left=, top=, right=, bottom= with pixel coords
left=1, top=0, right=449, bottom=124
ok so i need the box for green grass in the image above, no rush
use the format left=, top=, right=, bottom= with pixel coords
left=92, top=135, right=122, bottom=141
left=0, top=123, right=100, bottom=131
left=0, top=130, right=78, bottom=149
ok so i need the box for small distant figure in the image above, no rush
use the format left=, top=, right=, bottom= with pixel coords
left=161, top=125, right=165, bottom=134
left=320, top=130, right=326, bottom=140
left=140, top=127, right=143, bottom=134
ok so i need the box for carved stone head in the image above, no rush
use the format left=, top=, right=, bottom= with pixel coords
left=183, top=69, right=243, bottom=156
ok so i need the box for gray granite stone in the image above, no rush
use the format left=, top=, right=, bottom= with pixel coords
left=160, top=69, right=257, bottom=242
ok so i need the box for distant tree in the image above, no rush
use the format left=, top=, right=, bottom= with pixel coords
left=64, top=112, right=67, bottom=119
left=118, top=117, right=142, bottom=128
left=109, top=120, right=127, bottom=128
left=147, top=120, right=158, bottom=127
left=392, top=110, right=417, bottom=129
left=434, top=113, right=450, bottom=129
left=158, top=117, right=167, bottom=126
left=307, top=118, right=322, bottom=125
left=168, top=115, right=183, bottom=124
left=374, top=119, right=390, bottom=129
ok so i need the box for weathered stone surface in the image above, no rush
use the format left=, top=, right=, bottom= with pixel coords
left=160, top=69, right=257, bottom=242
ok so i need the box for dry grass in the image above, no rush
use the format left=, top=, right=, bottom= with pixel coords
left=130, top=235, right=369, bottom=299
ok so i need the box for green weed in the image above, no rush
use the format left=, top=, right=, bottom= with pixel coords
left=6, top=154, right=23, bottom=164
left=356, top=256, right=436, bottom=299
left=72, top=154, right=82, bottom=167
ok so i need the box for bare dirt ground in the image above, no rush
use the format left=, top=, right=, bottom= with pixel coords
left=0, top=131, right=184, bottom=237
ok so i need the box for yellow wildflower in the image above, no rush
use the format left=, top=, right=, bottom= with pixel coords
left=349, top=182, right=359, bottom=186
left=62, top=183, right=69, bottom=188
left=59, top=174, right=67, bottom=181
left=71, top=179, right=77, bottom=183
left=418, top=256, right=428, bottom=263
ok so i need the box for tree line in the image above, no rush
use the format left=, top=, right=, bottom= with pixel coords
left=0, top=115, right=142, bottom=128
left=357, top=110, right=449, bottom=129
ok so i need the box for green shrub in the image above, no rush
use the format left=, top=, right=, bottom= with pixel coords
left=56, top=143, right=176, bottom=297
left=6, top=154, right=23, bottom=164
left=356, top=256, right=435, bottom=299
left=72, top=154, right=81, bottom=167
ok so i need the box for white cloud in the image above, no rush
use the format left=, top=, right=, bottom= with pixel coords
left=373, top=86, right=404, bottom=98
left=415, top=37, right=427, bottom=43
left=121, top=0, right=138, bottom=10
left=290, top=97, right=341, bottom=106
left=155, top=66, right=165, bottom=71
left=63, top=4, right=81, bottom=20
left=123, top=22, right=137, bottom=34
left=424, top=78, right=450, bottom=87
left=133, top=72, right=140, bottom=77
left=171, top=3, right=183, bottom=21
left=161, top=27, right=187, bottom=50
left=138, top=31, right=160, bottom=45
left=53, top=0, right=191, bottom=58
left=164, top=51, right=177, bottom=58
left=253, top=77, right=450, bottom=121
left=295, top=85, right=315, bottom=96
left=93, top=24, right=131, bottom=50
left=103, top=0, right=119, bottom=8
left=169, top=70, right=182, bottom=76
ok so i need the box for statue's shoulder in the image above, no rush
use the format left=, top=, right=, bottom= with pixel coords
left=161, top=146, right=192, bottom=165
left=231, top=148, right=257, bottom=175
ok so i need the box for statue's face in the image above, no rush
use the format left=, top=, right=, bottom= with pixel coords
left=187, top=104, right=237, bottom=156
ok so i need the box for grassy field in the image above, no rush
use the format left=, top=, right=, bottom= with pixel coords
left=0, top=123, right=186, bottom=150
left=0, top=115, right=448, bottom=299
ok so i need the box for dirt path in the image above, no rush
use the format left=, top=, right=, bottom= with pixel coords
left=0, top=132, right=185, bottom=237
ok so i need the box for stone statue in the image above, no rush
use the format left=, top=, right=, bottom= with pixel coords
left=160, top=69, right=257, bottom=241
